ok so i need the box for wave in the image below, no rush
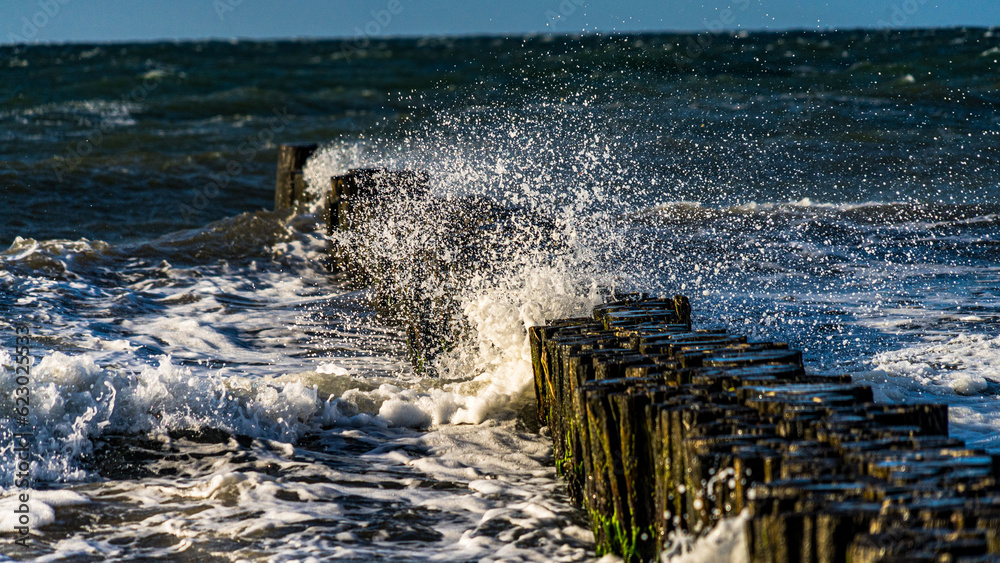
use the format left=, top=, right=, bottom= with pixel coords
left=1, top=99, right=141, bottom=128
left=0, top=87, right=646, bottom=485
left=627, top=200, right=1000, bottom=226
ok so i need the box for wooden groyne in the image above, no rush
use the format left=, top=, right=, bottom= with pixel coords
left=531, top=294, right=1000, bottom=562
left=273, top=144, right=1000, bottom=563
left=273, top=145, right=551, bottom=372
left=273, top=151, right=443, bottom=367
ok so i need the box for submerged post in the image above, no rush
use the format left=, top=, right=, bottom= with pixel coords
left=327, top=168, right=429, bottom=275
left=274, top=143, right=318, bottom=211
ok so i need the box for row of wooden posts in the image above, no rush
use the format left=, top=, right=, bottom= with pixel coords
left=274, top=144, right=1000, bottom=563
left=275, top=143, right=560, bottom=372
left=530, top=295, right=1000, bottom=563
left=276, top=143, right=443, bottom=368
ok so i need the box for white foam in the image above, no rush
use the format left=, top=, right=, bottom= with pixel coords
left=0, top=350, right=348, bottom=483
left=379, top=397, right=433, bottom=429
left=298, top=131, right=617, bottom=431
left=14, top=420, right=592, bottom=561
left=0, top=490, right=89, bottom=533
left=322, top=259, right=601, bottom=429
left=861, top=333, right=1000, bottom=450
left=868, top=334, right=1000, bottom=398
left=660, top=511, right=750, bottom=563
left=316, top=362, right=351, bottom=376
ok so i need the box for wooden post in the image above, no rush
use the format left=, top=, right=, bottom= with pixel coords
left=326, top=168, right=442, bottom=372
left=274, top=143, right=317, bottom=211
left=327, top=168, right=429, bottom=275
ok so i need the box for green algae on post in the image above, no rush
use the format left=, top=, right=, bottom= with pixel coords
left=530, top=296, right=1000, bottom=563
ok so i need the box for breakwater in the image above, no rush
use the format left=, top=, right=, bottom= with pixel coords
left=277, top=146, right=1000, bottom=563
left=281, top=148, right=557, bottom=373
left=530, top=295, right=1000, bottom=563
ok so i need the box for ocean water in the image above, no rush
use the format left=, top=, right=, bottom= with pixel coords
left=1, top=28, right=999, bottom=561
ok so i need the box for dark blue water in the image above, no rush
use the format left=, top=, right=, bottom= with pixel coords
left=3, top=30, right=999, bottom=244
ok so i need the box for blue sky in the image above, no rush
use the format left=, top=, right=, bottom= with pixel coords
left=3, top=1, right=997, bottom=44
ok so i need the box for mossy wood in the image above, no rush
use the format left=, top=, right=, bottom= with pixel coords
left=532, top=295, right=1000, bottom=563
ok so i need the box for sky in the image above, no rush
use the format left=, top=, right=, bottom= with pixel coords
left=2, top=1, right=998, bottom=45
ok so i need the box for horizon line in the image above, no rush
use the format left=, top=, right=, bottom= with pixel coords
left=1, top=24, right=995, bottom=48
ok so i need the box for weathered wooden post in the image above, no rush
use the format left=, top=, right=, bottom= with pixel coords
left=327, top=168, right=429, bottom=274
left=327, top=168, right=447, bottom=371
left=274, top=143, right=318, bottom=210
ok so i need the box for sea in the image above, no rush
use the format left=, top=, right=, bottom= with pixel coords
left=1, top=28, right=999, bottom=562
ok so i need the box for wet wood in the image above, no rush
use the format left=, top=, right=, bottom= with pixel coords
left=274, top=143, right=317, bottom=210
left=530, top=296, right=1000, bottom=563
